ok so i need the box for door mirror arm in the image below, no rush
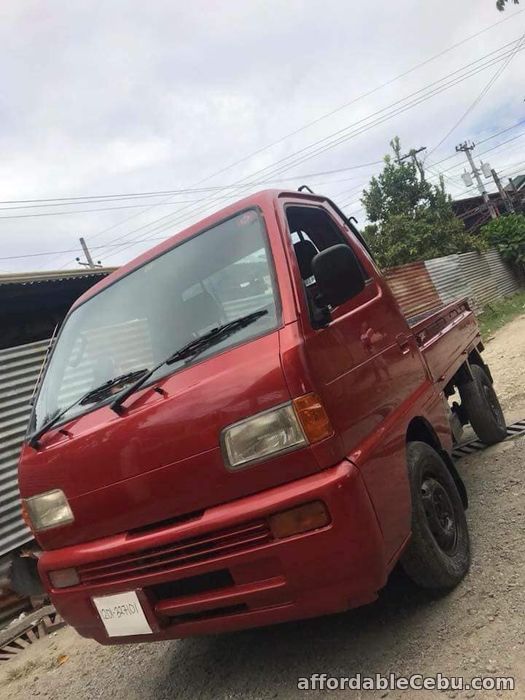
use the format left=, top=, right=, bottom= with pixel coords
left=310, top=301, right=332, bottom=329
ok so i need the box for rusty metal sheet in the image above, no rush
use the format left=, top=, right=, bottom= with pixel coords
left=384, top=261, right=442, bottom=319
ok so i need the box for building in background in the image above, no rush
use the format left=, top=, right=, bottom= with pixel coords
left=0, top=268, right=115, bottom=349
left=452, top=174, right=525, bottom=233
left=0, top=268, right=114, bottom=621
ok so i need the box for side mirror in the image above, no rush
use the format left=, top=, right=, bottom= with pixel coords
left=312, top=244, right=366, bottom=308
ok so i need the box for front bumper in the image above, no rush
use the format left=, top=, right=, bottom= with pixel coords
left=39, top=460, right=386, bottom=643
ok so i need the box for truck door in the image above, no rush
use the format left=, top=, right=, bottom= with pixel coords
left=281, top=199, right=428, bottom=559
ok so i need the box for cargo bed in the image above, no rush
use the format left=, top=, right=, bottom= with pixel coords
left=410, top=299, right=481, bottom=386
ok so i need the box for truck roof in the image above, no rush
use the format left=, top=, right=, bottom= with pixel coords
left=70, top=188, right=326, bottom=311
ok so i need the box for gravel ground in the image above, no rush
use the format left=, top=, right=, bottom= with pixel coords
left=483, top=312, right=525, bottom=417
left=2, top=314, right=524, bottom=700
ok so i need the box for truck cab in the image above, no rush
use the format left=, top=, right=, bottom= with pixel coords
left=18, top=190, right=506, bottom=643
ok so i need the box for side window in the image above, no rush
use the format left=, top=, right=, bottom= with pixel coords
left=286, top=205, right=369, bottom=320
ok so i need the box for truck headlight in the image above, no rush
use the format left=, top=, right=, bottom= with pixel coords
left=222, top=403, right=307, bottom=470
left=22, top=489, right=74, bottom=532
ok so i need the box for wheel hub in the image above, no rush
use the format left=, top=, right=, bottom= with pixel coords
left=421, top=477, right=458, bottom=553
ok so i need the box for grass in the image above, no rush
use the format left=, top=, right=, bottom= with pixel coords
left=478, top=289, right=525, bottom=340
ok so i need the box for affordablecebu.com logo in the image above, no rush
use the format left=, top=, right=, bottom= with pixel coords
left=297, top=673, right=515, bottom=692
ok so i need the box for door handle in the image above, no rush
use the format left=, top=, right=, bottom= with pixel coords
left=396, top=333, right=411, bottom=355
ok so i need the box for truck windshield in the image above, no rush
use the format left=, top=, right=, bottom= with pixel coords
left=32, top=209, right=279, bottom=432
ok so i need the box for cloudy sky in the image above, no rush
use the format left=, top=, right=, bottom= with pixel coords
left=1, top=0, right=524, bottom=272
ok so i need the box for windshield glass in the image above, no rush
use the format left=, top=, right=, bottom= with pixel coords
left=32, top=209, right=279, bottom=432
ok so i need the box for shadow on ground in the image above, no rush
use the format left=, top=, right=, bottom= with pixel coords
left=152, top=568, right=456, bottom=697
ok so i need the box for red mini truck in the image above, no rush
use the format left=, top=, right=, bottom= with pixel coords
left=18, top=190, right=507, bottom=643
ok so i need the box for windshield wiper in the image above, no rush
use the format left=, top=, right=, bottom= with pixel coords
left=111, top=308, right=269, bottom=414
left=28, top=369, right=148, bottom=449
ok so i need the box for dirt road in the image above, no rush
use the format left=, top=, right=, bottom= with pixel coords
left=483, top=312, right=525, bottom=417
left=2, top=315, right=524, bottom=700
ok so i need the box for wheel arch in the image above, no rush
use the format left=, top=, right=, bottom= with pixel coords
left=448, top=345, right=493, bottom=392
left=468, top=346, right=493, bottom=383
left=406, top=417, right=468, bottom=509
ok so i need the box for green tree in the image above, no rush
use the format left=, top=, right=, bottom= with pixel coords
left=361, top=138, right=480, bottom=268
left=482, top=213, right=525, bottom=270
left=496, top=0, right=519, bottom=10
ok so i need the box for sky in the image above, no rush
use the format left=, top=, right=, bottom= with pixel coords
left=0, top=0, right=524, bottom=273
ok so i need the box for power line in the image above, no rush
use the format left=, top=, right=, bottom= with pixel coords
left=434, top=129, right=525, bottom=176
left=6, top=158, right=524, bottom=264
left=427, top=118, right=525, bottom=169
left=446, top=157, right=525, bottom=200
left=10, top=123, right=520, bottom=221
left=0, top=159, right=384, bottom=208
left=102, top=115, right=525, bottom=266
left=0, top=240, right=156, bottom=261
left=3, top=113, right=519, bottom=220
left=427, top=32, right=525, bottom=157
left=186, top=8, right=523, bottom=191
left=97, top=39, right=525, bottom=262
left=30, top=26, right=523, bottom=269
left=40, top=16, right=524, bottom=268
left=456, top=141, right=498, bottom=218
left=0, top=167, right=383, bottom=219
left=366, top=120, right=525, bottom=191
left=0, top=200, right=199, bottom=220
left=422, top=126, right=525, bottom=194
left=4, top=26, right=525, bottom=216
left=6, top=37, right=524, bottom=265
left=0, top=176, right=376, bottom=261
left=14, top=116, right=513, bottom=212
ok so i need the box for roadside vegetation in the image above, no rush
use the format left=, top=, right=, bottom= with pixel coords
left=481, top=212, right=525, bottom=273
left=478, top=289, right=525, bottom=339
left=361, top=138, right=483, bottom=268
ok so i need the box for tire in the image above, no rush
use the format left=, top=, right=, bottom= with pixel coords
left=459, top=364, right=507, bottom=445
left=10, top=555, right=45, bottom=596
left=401, top=441, right=470, bottom=590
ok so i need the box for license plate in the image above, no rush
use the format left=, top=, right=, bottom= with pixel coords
left=92, top=591, right=153, bottom=637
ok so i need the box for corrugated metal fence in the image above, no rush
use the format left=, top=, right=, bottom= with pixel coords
left=387, top=247, right=521, bottom=319
left=0, top=249, right=521, bottom=559
left=0, top=340, right=49, bottom=558
left=383, top=261, right=442, bottom=318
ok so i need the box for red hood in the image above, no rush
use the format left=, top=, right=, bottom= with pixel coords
left=19, top=330, right=323, bottom=550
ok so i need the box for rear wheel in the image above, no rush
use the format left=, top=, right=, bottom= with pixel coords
left=401, top=441, right=470, bottom=590
left=459, top=364, right=507, bottom=445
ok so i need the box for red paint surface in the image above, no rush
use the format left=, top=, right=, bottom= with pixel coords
left=18, top=190, right=481, bottom=643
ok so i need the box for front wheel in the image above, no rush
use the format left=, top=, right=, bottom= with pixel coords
left=401, top=441, right=470, bottom=590
left=459, top=364, right=507, bottom=445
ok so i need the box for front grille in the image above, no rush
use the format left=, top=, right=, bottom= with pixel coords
left=149, top=569, right=234, bottom=601
left=168, top=604, right=248, bottom=624
left=77, top=520, right=272, bottom=585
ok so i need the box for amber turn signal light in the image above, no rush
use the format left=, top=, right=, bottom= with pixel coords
left=292, top=393, right=334, bottom=443
left=268, top=501, right=331, bottom=539
left=20, top=501, right=34, bottom=533
left=49, top=567, right=80, bottom=589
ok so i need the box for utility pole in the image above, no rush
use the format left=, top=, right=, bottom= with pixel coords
left=399, top=146, right=427, bottom=182
left=490, top=168, right=515, bottom=214
left=76, top=237, right=103, bottom=268
left=455, top=141, right=498, bottom=220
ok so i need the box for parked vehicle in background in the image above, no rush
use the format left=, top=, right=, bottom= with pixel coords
left=17, top=190, right=507, bottom=644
